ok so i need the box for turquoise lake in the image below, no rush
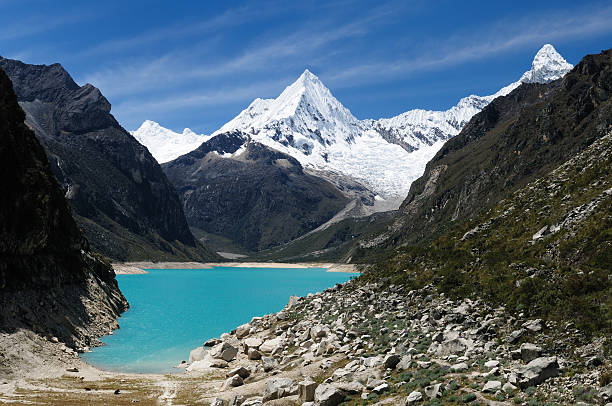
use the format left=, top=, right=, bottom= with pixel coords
left=82, top=267, right=357, bottom=373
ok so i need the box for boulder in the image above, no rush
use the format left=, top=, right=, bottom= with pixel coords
left=260, top=337, right=283, bottom=354
left=262, top=356, right=278, bottom=372
left=383, top=353, right=401, bottom=369
left=436, top=338, right=473, bottom=356
left=227, top=366, right=250, bottom=379
left=511, top=357, right=560, bottom=388
left=482, top=380, right=501, bottom=393
left=189, top=347, right=207, bottom=362
left=244, top=337, right=262, bottom=350
left=600, top=383, right=612, bottom=403
left=406, top=390, right=423, bottom=404
left=522, top=319, right=543, bottom=332
left=222, top=374, right=244, bottom=389
left=248, top=348, right=262, bottom=360
left=372, top=382, right=389, bottom=394
left=396, top=355, right=412, bottom=371
left=333, top=381, right=364, bottom=395
left=484, top=360, right=499, bottom=369
left=424, top=383, right=441, bottom=399
left=235, top=323, right=251, bottom=339
left=210, top=342, right=238, bottom=362
left=450, top=362, right=469, bottom=372
left=315, top=384, right=345, bottom=406
left=298, top=380, right=318, bottom=402
left=519, top=343, right=542, bottom=363
left=506, top=329, right=525, bottom=344
left=262, top=378, right=297, bottom=401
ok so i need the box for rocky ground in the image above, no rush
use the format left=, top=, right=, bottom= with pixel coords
left=2, top=278, right=609, bottom=405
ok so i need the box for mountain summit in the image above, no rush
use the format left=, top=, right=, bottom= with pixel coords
left=216, top=69, right=363, bottom=149
left=136, top=45, right=573, bottom=200
left=520, top=44, right=574, bottom=84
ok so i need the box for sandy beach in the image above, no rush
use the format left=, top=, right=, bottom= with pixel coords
left=112, top=261, right=359, bottom=274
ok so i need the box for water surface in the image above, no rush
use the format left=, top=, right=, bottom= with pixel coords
left=82, top=267, right=356, bottom=373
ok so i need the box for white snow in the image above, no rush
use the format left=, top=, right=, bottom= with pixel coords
left=132, top=44, right=572, bottom=199
left=130, top=120, right=210, bottom=163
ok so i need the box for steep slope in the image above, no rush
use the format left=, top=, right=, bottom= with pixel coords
left=363, top=47, right=612, bottom=251
left=0, top=66, right=128, bottom=375
left=0, top=57, right=215, bottom=261
left=367, top=44, right=573, bottom=153
left=162, top=131, right=349, bottom=251
left=363, top=129, right=611, bottom=335
left=131, top=120, right=210, bottom=163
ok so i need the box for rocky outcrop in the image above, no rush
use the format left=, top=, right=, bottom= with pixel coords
left=367, top=48, right=612, bottom=249
left=0, top=66, right=128, bottom=376
left=0, top=57, right=215, bottom=261
left=162, top=131, right=349, bottom=251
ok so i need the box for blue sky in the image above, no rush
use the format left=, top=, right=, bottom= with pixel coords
left=1, top=0, right=611, bottom=133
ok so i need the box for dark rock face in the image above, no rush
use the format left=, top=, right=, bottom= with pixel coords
left=0, top=66, right=128, bottom=373
left=377, top=48, right=612, bottom=247
left=163, top=131, right=349, bottom=251
left=0, top=57, right=213, bottom=261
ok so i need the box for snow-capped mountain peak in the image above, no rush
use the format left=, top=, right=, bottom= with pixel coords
left=216, top=69, right=363, bottom=149
left=131, top=120, right=210, bottom=163
left=520, top=44, right=573, bottom=84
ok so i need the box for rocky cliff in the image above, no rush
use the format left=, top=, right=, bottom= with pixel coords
left=162, top=131, right=349, bottom=251
left=0, top=66, right=128, bottom=376
left=0, top=57, right=215, bottom=261
left=367, top=48, right=612, bottom=249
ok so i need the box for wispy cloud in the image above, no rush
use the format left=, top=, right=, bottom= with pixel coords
left=326, top=5, right=612, bottom=87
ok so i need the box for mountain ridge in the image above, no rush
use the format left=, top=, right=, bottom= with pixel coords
left=135, top=44, right=572, bottom=201
left=0, top=57, right=216, bottom=261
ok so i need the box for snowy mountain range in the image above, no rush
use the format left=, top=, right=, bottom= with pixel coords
left=133, top=44, right=573, bottom=200
left=131, top=120, right=210, bottom=163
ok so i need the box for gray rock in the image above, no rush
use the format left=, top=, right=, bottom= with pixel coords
left=248, top=348, right=262, bottom=360
left=383, top=353, right=401, bottom=369
left=244, top=337, right=262, bottom=350
left=450, top=362, right=469, bottom=372
left=333, top=381, right=364, bottom=395
left=512, top=356, right=560, bottom=388
left=522, top=319, right=543, bottom=332
left=406, top=390, right=423, bottom=404
left=222, top=374, right=244, bottom=389
left=372, top=382, right=389, bottom=394
left=210, top=342, right=238, bottom=362
left=227, top=366, right=250, bottom=379
left=229, top=394, right=245, bottom=406
left=502, top=382, right=517, bottom=393
left=298, top=380, right=318, bottom=402
left=315, top=384, right=345, bottom=406
left=507, top=329, right=525, bottom=344
left=600, top=383, right=612, bottom=403
left=424, top=383, right=441, bottom=399
left=484, top=360, right=499, bottom=369
left=482, top=380, right=501, bottom=393
left=262, top=378, right=296, bottom=401
left=262, top=356, right=278, bottom=372
left=396, top=355, right=412, bottom=371
left=189, top=347, right=207, bottom=362
left=235, top=323, right=251, bottom=339
left=212, top=398, right=224, bottom=406
left=519, top=343, right=542, bottom=363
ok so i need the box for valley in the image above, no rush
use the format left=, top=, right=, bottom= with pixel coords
left=0, top=3, right=610, bottom=404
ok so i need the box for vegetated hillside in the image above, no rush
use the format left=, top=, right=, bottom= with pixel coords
left=363, top=128, right=611, bottom=338
left=163, top=131, right=349, bottom=251
left=364, top=48, right=612, bottom=253
left=0, top=57, right=216, bottom=262
left=0, top=66, right=128, bottom=375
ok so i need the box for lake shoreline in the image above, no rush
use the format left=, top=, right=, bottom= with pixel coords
left=112, top=261, right=359, bottom=275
